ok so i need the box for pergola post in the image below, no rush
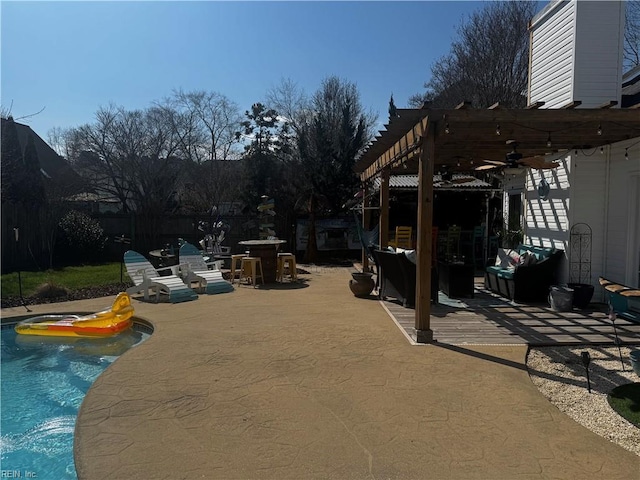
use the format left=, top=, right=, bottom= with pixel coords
left=379, top=168, right=390, bottom=249
left=415, top=122, right=435, bottom=343
left=361, top=183, right=371, bottom=271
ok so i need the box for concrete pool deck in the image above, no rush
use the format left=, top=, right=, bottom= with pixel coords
left=2, top=266, right=638, bottom=479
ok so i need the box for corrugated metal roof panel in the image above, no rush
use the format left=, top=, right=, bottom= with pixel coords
left=374, top=174, right=493, bottom=190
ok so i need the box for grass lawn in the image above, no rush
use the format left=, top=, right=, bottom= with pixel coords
left=607, top=382, right=640, bottom=427
left=1, top=263, right=125, bottom=298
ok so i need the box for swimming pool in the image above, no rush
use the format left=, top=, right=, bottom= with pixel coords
left=1, top=322, right=151, bottom=479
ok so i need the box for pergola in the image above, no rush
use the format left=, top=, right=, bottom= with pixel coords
left=353, top=104, right=640, bottom=343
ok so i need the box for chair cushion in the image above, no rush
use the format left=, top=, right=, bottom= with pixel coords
left=495, top=248, right=520, bottom=269
left=496, top=269, right=515, bottom=280
left=519, top=251, right=538, bottom=266
left=517, top=245, right=554, bottom=261
left=403, top=249, right=417, bottom=264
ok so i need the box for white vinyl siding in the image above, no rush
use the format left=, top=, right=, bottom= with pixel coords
left=524, top=156, right=570, bottom=283
left=572, top=1, right=624, bottom=106
left=529, top=0, right=576, bottom=108
left=567, top=151, right=608, bottom=300
left=529, top=0, right=624, bottom=108
left=603, top=141, right=640, bottom=290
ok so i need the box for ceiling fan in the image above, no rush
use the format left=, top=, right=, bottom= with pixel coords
left=475, top=140, right=560, bottom=172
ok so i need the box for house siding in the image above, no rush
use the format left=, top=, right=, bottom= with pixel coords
left=524, top=157, right=570, bottom=283
left=572, top=0, right=624, bottom=106
left=523, top=141, right=639, bottom=299
left=603, top=141, right=640, bottom=290
left=567, top=151, right=608, bottom=301
left=529, top=0, right=576, bottom=108
left=529, top=0, right=624, bottom=108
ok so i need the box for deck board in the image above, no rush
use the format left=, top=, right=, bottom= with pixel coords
left=380, top=284, right=640, bottom=346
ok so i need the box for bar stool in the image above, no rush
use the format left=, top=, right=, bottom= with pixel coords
left=239, top=256, right=264, bottom=287
left=230, top=253, right=248, bottom=284
left=277, top=253, right=297, bottom=282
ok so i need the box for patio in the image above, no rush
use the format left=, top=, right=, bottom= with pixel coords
left=381, top=277, right=640, bottom=346
left=2, top=266, right=638, bottom=479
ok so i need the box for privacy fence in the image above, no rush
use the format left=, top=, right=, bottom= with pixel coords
left=1, top=206, right=294, bottom=274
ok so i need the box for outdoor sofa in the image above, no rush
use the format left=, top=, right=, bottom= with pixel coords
left=485, top=244, right=564, bottom=303
left=373, top=249, right=438, bottom=307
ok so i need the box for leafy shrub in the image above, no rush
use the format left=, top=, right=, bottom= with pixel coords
left=34, top=281, right=69, bottom=299
left=58, top=210, right=107, bottom=264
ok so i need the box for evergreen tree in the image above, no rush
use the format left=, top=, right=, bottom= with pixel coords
left=388, top=94, right=398, bottom=119
left=238, top=103, right=289, bottom=207
left=296, top=76, right=376, bottom=261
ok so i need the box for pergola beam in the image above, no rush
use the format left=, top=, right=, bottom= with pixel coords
left=356, top=107, right=640, bottom=182
left=353, top=106, right=639, bottom=344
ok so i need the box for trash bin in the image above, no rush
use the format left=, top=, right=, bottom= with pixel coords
left=549, top=285, right=574, bottom=312
left=567, top=283, right=595, bottom=309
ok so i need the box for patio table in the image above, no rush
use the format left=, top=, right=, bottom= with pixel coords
left=148, top=249, right=178, bottom=272
left=238, top=239, right=286, bottom=283
left=438, top=260, right=474, bottom=298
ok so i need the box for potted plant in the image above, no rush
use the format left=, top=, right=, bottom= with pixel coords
left=497, top=218, right=523, bottom=249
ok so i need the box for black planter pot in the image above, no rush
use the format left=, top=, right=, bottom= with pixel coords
left=567, top=283, right=595, bottom=309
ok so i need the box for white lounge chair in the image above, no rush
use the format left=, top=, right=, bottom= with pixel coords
left=179, top=242, right=234, bottom=295
left=124, top=250, right=198, bottom=303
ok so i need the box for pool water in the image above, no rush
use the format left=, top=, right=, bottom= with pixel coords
left=1, top=323, right=150, bottom=479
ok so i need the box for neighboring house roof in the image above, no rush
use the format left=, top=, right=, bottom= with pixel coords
left=3, top=118, right=84, bottom=193
left=622, top=65, right=640, bottom=108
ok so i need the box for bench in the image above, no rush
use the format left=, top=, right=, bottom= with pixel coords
left=485, top=244, right=564, bottom=302
left=599, top=277, right=640, bottom=324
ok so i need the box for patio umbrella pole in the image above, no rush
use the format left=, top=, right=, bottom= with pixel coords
left=609, top=306, right=625, bottom=371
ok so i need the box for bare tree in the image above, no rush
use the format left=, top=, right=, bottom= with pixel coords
left=409, top=0, right=536, bottom=108
left=155, top=90, right=245, bottom=212
left=266, top=78, right=310, bottom=136
left=625, top=0, right=640, bottom=70
left=168, top=90, right=242, bottom=162
left=70, top=104, right=183, bottom=214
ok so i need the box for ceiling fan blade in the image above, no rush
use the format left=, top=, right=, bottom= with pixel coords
left=521, top=156, right=561, bottom=169
left=476, top=164, right=499, bottom=171
left=533, top=162, right=560, bottom=170
left=451, top=177, right=477, bottom=184
left=483, top=159, right=507, bottom=166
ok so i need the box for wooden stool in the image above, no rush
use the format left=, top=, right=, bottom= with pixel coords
left=230, top=254, right=248, bottom=284
left=277, top=253, right=297, bottom=282
left=239, top=256, right=264, bottom=287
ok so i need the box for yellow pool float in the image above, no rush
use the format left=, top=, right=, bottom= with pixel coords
left=15, top=292, right=134, bottom=338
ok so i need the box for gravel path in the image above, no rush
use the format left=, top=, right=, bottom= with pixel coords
left=527, top=345, right=640, bottom=456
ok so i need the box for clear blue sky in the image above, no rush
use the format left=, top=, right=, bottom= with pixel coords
left=1, top=1, right=537, bottom=139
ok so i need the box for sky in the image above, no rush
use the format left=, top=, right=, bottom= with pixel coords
left=1, top=1, right=541, bottom=140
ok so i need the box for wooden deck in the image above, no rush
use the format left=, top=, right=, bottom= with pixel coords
left=380, top=281, right=640, bottom=346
